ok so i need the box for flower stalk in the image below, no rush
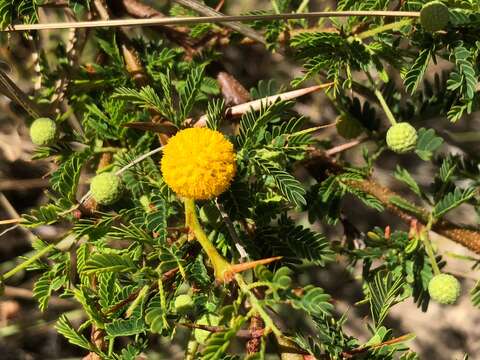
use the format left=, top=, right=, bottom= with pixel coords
left=184, top=198, right=281, bottom=282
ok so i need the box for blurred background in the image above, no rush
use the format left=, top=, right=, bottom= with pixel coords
left=0, top=0, right=479, bottom=359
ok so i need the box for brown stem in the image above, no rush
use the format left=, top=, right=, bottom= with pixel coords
left=304, top=151, right=480, bottom=255
left=246, top=314, right=264, bottom=354
left=178, top=322, right=263, bottom=339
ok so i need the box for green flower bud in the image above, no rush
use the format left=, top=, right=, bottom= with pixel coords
left=386, top=123, right=418, bottom=154
left=194, top=313, right=220, bottom=344
left=90, top=172, right=123, bottom=205
left=29, top=118, right=57, bottom=146
left=420, top=1, right=449, bottom=32
left=428, top=273, right=461, bottom=305
left=336, top=115, right=363, bottom=139
left=174, top=294, right=194, bottom=314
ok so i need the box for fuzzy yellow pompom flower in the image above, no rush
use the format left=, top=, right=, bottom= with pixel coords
left=161, top=127, right=236, bottom=200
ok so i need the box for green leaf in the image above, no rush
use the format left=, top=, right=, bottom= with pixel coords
left=50, top=151, right=89, bottom=203
left=188, top=254, right=212, bottom=289
left=415, top=128, right=443, bottom=161
left=145, top=295, right=168, bottom=334
left=439, top=157, right=457, bottom=183
left=447, top=45, right=477, bottom=101
left=201, top=316, right=246, bottom=360
left=404, top=48, right=432, bottom=95
left=56, top=315, right=96, bottom=352
left=113, top=85, right=176, bottom=121
left=98, top=272, right=116, bottom=308
left=394, top=166, right=421, bottom=196
left=22, top=202, right=66, bottom=228
left=272, top=266, right=293, bottom=290
left=257, top=218, right=334, bottom=266
left=388, top=196, right=425, bottom=218
left=159, top=245, right=186, bottom=279
left=144, top=195, right=168, bottom=245
left=433, top=187, right=476, bottom=219
left=73, top=286, right=106, bottom=328
left=105, top=317, right=146, bottom=338
left=84, top=253, right=137, bottom=275
left=255, top=159, right=306, bottom=207
left=179, top=66, right=204, bottom=119
left=33, top=271, right=54, bottom=311
left=206, top=98, right=225, bottom=130
left=346, top=186, right=384, bottom=212
left=0, top=0, right=38, bottom=28
left=366, top=271, right=405, bottom=328
left=470, top=280, right=480, bottom=308
left=250, top=79, right=279, bottom=99
left=290, top=286, right=333, bottom=317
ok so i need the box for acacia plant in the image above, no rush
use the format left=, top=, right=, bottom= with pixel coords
left=1, top=0, right=480, bottom=359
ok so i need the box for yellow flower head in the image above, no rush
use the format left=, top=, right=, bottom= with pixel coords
left=161, top=127, right=236, bottom=200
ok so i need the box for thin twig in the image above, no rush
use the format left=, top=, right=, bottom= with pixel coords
left=0, top=218, right=22, bottom=225
left=3, top=11, right=420, bottom=32
left=173, top=0, right=266, bottom=44
left=4, top=286, right=75, bottom=307
left=193, top=83, right=333, bottom=127
left=78, top=146, right=164, bottom=205
left=0, top=224, right=19, bottom=237
left=215, top=199, right=249, bottom=262
left=0, top=192, right=35, bottom=241
left=0, top=67, right=47, bottom=118
left=325, top=138, right=366, bottom=156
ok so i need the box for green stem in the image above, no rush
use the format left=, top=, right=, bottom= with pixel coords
left=2, top=244, right=55, bottom=280
left=354, top=18, right=413, bottom=40
left=365, top=71, right=397, bottom=126
left=374, top=89, right=397, bottom=126
left=420, top=216, right=441, bottom=275
left=235, top=274, right=282, bottom=337
left=184, top=198, right=232, bottom=282
left=94, top=146, right=122, bottom=153
left=125, top=284, right=150, bottom=318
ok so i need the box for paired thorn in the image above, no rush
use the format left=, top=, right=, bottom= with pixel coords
left=219, top=256, right=283, bottom=283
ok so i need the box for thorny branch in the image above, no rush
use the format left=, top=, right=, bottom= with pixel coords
left=304, top=150, right=480, bottom=255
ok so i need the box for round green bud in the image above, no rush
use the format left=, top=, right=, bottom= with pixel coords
left=90, top=172, right=123, bottom=205
left=29, top=118, right=57, bottom=146
left=428, top=273, right=461, bottom=305
left=386, top=123, right=418, bottom=154
left=420, top=1, right=449, bottom=32
left=336, top=115, right=363, bottom=139
left=194, top=313, right=220, bottom=344
left=174, top=294, right=194, bottom=314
